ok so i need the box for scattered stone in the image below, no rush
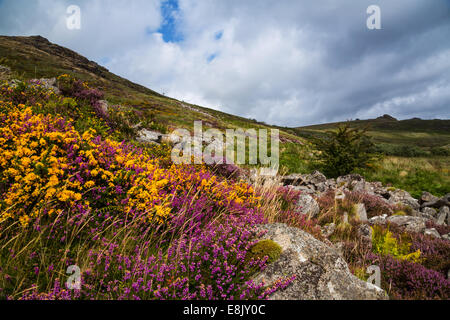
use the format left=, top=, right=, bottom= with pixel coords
left=0, top=65, right=11, bottom=80
left=353, top=203, right=368, bottom=222
left=442, top=233, right=450, bottom=241
left=287, top=185, right=315, bottom=195
left=136, top=129, right=163, bottom=144
left=343, top=212, right=349, bottom=224
left=326, top=178, right=337, bottom=189
left=306, top=170, right=327, bottom=185
left=333, top=242, right=345, bottom=256
left=0, top=65, right=11, bottom=73
left=424, top=228, right=441, bottom=239
left=253, top=223, right=387, bottom=300
left=281, top=174, right=304, bottom=186
left=386, top=216, right=427, bottom=233
left=388, top=189, right=420, bottom=211
left=34, top=77, right=61, bottom=94
left=421, top=193, right=450, bottom=209
left=414, top=211, right=435, bottom=222
left=97, top=100, right=109, bottom=115
left=368, top=214, right=388, bottom=225
left=296, top=194, right=320, bottom=218
left=322, top=223, right=336, bottom=238
left=420, top=191, right=439, bottom=204
left=436, top=206, right=449, bottom=226
left=421, top=207, right=437, bottom=217
left=336, top=174, right=365, bottom=190
left=351, top=180, right=366, bottom=193
left=357, top=224, right=373, bottom=248
left=281, top=171, right=327, bottom=188
left=315, top=182, right=327, bottom=193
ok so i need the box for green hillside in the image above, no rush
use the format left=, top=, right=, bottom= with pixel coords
left=295, top=114, right=450, bottom=156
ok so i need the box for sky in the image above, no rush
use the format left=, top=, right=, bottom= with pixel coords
left=0, top=0, right=449, bottom=126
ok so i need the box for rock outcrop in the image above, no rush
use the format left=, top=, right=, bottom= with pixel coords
left=253, top=223, right=388, bottom=300
left=280, top=171, right=449, bottom=232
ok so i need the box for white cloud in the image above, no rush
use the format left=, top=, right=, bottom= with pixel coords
left=0, top=0, right=449, bottom=126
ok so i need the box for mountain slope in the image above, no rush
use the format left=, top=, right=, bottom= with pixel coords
left=0, top=35, right=301, bottom=142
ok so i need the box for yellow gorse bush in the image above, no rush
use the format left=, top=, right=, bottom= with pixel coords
left=0, top=95, right=260, bottom=227
left=371, top=225, right=422, bottom=263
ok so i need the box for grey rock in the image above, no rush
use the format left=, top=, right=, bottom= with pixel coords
left=354, top=203, right=368, bottom=222
left=0, top=65, right=11, bottom=79
left=333, top=242, right=345, bottom=256
left=420, top=191, right=439, bottom=204
left=343, top=212, right=349, bottom=224
left=0, top=65, right=11, bottom=73
left=414, top=211, right=435, bottom=222
left=369, top=214, right=388, bottom=226
left=352, top=180, right=366, bottom=193
left=321, top=223, right=336, bottom=238
left=281, top=171, right=327, bottom=187
left=336, top=174, right=366, bottom=192
left=421, top=193, right=450, bottom=209
left=296, top=194, right=320, bottom=218
left=421, top=207, right=437, bottom=217
left=442, top=233, right=450, bottom=241
left=97, top=100, right=109, bottom=115
left=281, top=174, right=304, bottom=186
left=336, top=174, right=364, bottom=184
left=388, top=189, right=420, bottom=211
left=136, top=129, right=163, bottom=144
left=307, top=170, right=327, bottom=185
left=357, top=224, right=373, bottom=248
left=253, top=223, right=387, bottom=300
left=371, top=183, right=391, bottom=199
left=326, top=178, right=337, bottom=188
left=287, top=185, right=315, bottom=195
left=315, top=182, right=327, bottom=193
left=34, top=77, right=61, bottom=94
left=424, top=228, right=441, bottom=239
left=436, top=206, right=449, bottom=226
left=386, top=215, right=427, bottom=233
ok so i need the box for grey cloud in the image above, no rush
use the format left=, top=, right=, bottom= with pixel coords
left=0, top=0, right=449, bottom=126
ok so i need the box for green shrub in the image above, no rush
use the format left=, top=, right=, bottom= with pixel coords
left=373, top=144, right=428, bottom=157
left=430, top=146, right=450, bottom=157
left=311, top=124, right=379, bottom=178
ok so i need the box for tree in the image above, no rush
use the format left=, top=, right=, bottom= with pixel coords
left=311, top=124, right=378, bottom=177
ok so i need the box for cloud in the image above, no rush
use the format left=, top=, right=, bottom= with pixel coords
left=0, top=0, right=449, bottom=126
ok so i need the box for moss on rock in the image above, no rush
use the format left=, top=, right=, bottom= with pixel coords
left=248, top=239, right=282, bottom=264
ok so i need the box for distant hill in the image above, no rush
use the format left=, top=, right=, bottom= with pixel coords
left=294, top=114, right=450, bottom=155
left=298, top=114, right=450, bottom=133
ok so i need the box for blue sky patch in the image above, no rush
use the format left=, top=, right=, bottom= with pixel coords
left=207, top=53, right=218, bottom=63
left=214, top=30, right=223, bottom=40
left=158, top=0, right=183, bottom=43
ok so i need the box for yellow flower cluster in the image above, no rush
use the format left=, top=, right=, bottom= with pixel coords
left=0, top=94, right=261, bottom=227
left=0, top=103, right=81, bottom=225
